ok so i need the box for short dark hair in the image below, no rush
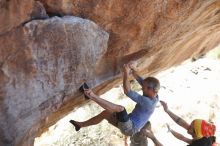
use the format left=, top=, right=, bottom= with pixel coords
left=144, top=77, right=160, bottom=93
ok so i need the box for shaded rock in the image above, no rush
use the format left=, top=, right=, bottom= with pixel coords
left=0, top=0, right=48, bottom=35
left=30, top=1, right=49, bottom=20
left=0, top=16, right=108, bottom=146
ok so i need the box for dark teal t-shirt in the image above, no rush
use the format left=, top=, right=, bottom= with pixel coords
left=188, top=137, right=213, bottom=146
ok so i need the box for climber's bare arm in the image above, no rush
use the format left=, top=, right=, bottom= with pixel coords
left=160, top=101, right=190, bottom=130
left=131, top=69, right=144, bottom=86
left=166, top=110, right=189, bottom=130
left=142, top=129, right=163, bottom=146
left=169, top=129, right=192, bottom=144
left=124, top=135, right=128, bottom=146
left=128, top=62, right=143, bottom=86
left=123, top=64, right=131, bottom=94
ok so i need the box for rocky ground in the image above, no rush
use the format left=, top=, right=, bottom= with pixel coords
left=35, top=47, right=220, bottom=146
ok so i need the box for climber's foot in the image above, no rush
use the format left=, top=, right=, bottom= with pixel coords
left=69, top=120, right=81, bottom=131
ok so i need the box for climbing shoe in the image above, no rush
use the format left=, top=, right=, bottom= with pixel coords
left=79, top=82, right=90, bottom=99
left=69, top=120, right=81, bottom=131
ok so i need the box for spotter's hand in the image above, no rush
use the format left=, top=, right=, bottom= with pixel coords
left=160, top=100, right=169, bottom=112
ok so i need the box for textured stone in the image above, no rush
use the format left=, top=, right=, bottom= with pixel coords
left=39, top=0, right=220, bottom=82
left=0, top=16, right=109, bottom=146
left=0, top=0, right=48, bottom=35
left=40, top=0, right=220, bottom=56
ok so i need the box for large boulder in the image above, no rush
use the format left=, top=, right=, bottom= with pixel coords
left=0, top=16, right=109, bottom=146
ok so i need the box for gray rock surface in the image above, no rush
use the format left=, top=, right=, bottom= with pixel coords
left=0, top=16, right=109, bottom=146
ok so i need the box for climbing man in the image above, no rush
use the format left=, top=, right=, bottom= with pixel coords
left=69, top=62, right=160, bottom=138
left=143, top=101, right=217, bottom=146
left=124, top=121, right=152, bottom=146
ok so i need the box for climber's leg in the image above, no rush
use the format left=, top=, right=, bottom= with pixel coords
left=70, top=110, right=113, bottom=131
left=71, top=89, right=130, bottom=132
left=83, top=90, right=132, bottom=135
left=130, top=122, right=151, bottom=146
left=84, top=89, right=125, bottom=113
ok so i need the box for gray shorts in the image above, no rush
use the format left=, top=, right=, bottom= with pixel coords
left=118, top=119, right=137, bottom=136
left=130, top=131, right=148, bottom=146
left=108, top=113, right=137, bottom=136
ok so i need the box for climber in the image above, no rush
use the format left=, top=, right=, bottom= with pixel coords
left=143, top=101, right=217, bottom=146
left=124, top=121, right=154, bottom=146
left=69, top=62, right=160, bottom=137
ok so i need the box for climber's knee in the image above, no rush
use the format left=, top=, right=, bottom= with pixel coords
left=115, top=105, right=125, bottom=112
left=101, top=110, right=112, bottom=118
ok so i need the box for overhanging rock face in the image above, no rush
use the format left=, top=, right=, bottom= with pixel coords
left=0, top=0, right=220, bottom=146
left=40, top=0, right=220, bottom=83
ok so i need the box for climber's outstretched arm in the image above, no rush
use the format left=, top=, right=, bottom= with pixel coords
left=128, top=62, right=144, bottom=86
left=142, top=129, right=163, bottom=146
left=160, top=101, right=190, bottom=130
left=131, top=69, right=144, bottom=86
left=169, top=128, right=192, bottom=144
left=151, top=136, right=164, bottom=146
left=123, top=64, right=131, bottom=94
